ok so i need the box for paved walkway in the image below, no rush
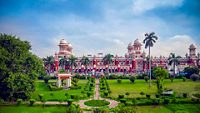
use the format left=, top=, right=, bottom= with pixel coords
left=76, top=79, right=119, bottom=108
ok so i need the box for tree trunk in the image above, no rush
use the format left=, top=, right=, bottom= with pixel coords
left=149, top=46, right=151, bottom=87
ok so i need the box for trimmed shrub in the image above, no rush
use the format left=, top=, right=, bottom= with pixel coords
left=144, top=76, right=149, bottom=82
left=104, top=91, right=109, bottom=97
left=125, top=92, right=130, bottom=97
left=29, top=99, right=35, bottom=106
left=140, top=91, right=145, bottom=96
left=120, top=99, right=126, bottom=104
left=190, top=74, right=199, bottom=81
left=118, top=95, right=124, bottom=99
left=182, top=77, right=186, bottom=82
left=117, top=79, right=122, bottom=83
left=146, top=94, right=151, bottom=99
left=38, top=94, right=44, bottom=101
left=16, top=99, right=22, bottom=105
left=163, top=98, right=170, bottom=104
left=155, top=94, right=160, bottom=98
left=67, top=99, right=74, bottom=106
left=129, top=76, right=136, bottom=83
left=183, top=93, right=187, bottom=98
left=71, top=94, right=75, bottom=99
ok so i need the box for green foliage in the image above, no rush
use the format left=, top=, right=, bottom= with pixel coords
left=183, top=93, right=188, bottom=98
left=113, top=104, right=136, bottom=113
left=129, top=76, right=136, bottom=83
left=16, top=99, right=22, bottom=105
left=67, top=99, right=74, bottom=106
left=43, top=75, right=50, bottom=84
left=84, top=100, right=110, bottom=107
left=144, top=76, right=149, bottom=82
left=146, top=94, right=151, bottom=99
left=190, top=74, right=199, bottom=81
left=184, top=66, right=199, bottom=78
left=153, top=67, right=169, bottom=94
left=0, top=34, right=45, bottom=101
left=117, top=79, right=122, bottom=83
left=72, top=78, right=79, bottom=86
left=182, top=77, right=186, bottom=82
left=29, top=99, right=35, bottom=106
left=118, top=94, right=124, bottom=99
left=66, top=104, right=81, bottom=113
left=38, top=94, right=44, bottom=101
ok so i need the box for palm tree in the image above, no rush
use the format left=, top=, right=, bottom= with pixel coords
left=143, top=32, right=158, bottom=87
left=43, top=56, right=54, bottom=75
left=68, top=55, right=78, bottom=73
left=59, top=56, right=69, bottom=71
left=80, top=56, right=90, bottom=74
left=168, top=53, right=181, bottom=78
left=102, top=54, right=114, bottom=73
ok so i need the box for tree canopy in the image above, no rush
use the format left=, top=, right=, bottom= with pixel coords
left=0, top=33, right=45, bottom=101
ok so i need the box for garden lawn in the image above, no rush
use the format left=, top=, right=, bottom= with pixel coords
left=0, top=105, right=66, bottom=113
left=108, top=79, right=200, bottom=98
left=31, top=80, right=87, bottom=101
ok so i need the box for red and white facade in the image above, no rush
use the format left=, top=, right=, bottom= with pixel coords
left=53, top=39, right=200, bottom=75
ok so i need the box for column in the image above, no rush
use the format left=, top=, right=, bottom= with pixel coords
left=66, top=78, right=68, bottom=87
left=57, top=77, right=61, bottom=87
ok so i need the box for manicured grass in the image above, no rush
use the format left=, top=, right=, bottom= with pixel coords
left=31, top=80, right=88, bottom=101
left=0, top=105, right=66, bottom=113
left=108, top=79, right=200, bottom=98
left=166, top=104, right=200, bottom=113
left=135, top=105, right=172, bottom=113
left=84, top=100, right=110, bottom=107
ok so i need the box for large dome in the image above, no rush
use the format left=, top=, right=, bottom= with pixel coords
left=189, top=44, right=196, bottom=49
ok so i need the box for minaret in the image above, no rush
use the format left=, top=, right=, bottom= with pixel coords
left=54, top=52, right=59, bottom=73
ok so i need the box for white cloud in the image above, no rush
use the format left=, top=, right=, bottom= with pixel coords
left=132, top=0, right=184, bottom=15
left=148, top=35, right=200, bottom=57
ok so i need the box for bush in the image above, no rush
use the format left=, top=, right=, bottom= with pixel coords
left=146, top=94, right=151, bottom=99
left=183, top=93, right=187, bottom=98
left=155, top=94, right=160, bottom=98
left=190, top=74, right=199, bottom=81
left=144, top=76, right=149, bottom=82
left=140, top=91, right=145, bottom=96
left=120, top=99, right=126, bottom=104
left=125, top=92, right=130, bottom=97
left=29, top=99, right=35, bottom=106
left=104, top=91, right=109, bottom=97
left=16, top=99, right=22, bottom=105
left=38, top=94, right=44, bottom=101
left=163, top=98, right=170, bottom=104
left=84, top=100, right=110, bottom=107
left=117, top=79, right=122, bottom=83
left=118, top=95, right=124, bottom=99
left=129, top=76, right=136, bottom=83
left=182, top=77, right=186, bottom=82
left=67, top=99, right=74, bottom=106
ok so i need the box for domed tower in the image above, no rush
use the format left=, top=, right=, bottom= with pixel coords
left=58, top=39, right=73, bottom=57
left=189, top=44, right=196, bottom=59
left=127, top=39, right=142, bottom=58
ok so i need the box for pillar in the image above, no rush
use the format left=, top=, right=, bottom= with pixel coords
left=57, top=77, right=61, bottom=87
left=66, top=78, right=68, bottom=87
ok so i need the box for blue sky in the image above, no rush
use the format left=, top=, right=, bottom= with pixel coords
left=0, top=0, right=200, bottom=57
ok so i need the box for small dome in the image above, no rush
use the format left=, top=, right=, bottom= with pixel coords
left=60, top=39, right=67, bottom=44
left=134, top=38, right=142, bottom=46
left=189, top=44, right=196, bottom=49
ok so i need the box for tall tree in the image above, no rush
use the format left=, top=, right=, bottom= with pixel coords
left=43, top=56, right=54, bottom=75
left=153, top=67, right=169, bottom=94
left=0, top=33, right=45, bottom=101
left=143, top=32, right=158, bottom=87
left=68, top=55, right=77, bottom=73
left=168, top=53, right=181, bottom=77
left=80, top=56, right=90, bottom=74
left=102, top=54, right=114, bottom=73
